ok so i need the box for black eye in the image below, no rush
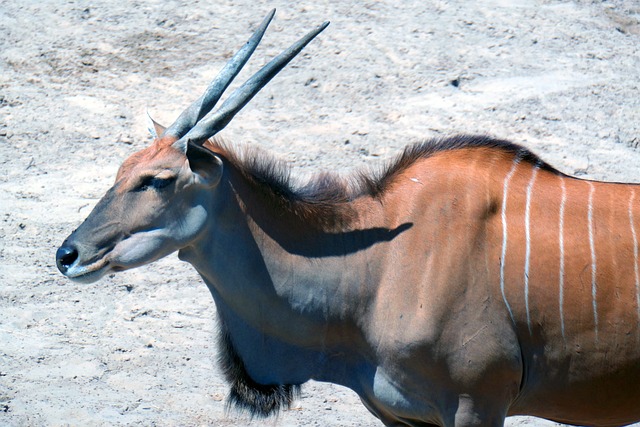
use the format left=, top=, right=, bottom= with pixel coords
left=137, top=176, right=176, bottom=191
left=151, top=177, right=174, bottom=189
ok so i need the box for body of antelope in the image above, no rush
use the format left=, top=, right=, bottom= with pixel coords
left=56, top=11, right=640, bottom=427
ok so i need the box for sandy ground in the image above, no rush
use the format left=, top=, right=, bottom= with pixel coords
left=2, top=0, right=640, bottom=426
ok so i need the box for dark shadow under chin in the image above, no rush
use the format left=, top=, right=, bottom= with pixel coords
left=216, top=320, right=301, bottom=418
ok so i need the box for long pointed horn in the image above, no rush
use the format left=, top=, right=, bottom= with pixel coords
left=163, top=9, right=276, bottom=139
left=178, top=20, right=330, bottom=146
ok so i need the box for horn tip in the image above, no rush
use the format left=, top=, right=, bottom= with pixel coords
left=266, top=8, right=276, bottom=20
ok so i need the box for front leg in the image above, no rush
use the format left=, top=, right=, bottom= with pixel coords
left=452, top=395, right=508, bottom=427
left=359, top=394, right=444, bottom=426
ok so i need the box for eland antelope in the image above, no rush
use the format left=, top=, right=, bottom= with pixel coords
left=56, top=10, right=640, bottom=427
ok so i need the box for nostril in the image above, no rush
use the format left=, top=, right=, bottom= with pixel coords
left=56, top=245, right=79, bottom=273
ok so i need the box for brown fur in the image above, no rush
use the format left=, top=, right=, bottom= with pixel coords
left=207, top=135, right=559, bottom=230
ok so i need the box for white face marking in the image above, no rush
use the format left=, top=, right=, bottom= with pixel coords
left=524, top=164, right=540, bottom=335
left=500, top=157, right=520, bottom=323
left=558, top=178, right=567, bottom=341
left=629, top=189, right=640, bottom=332
left=588, top=182, right=598, bottom=342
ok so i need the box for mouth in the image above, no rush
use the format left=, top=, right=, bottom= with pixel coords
left=62, top=257, right=111, bottom=284
left=58, top=229, right=172, bottom=283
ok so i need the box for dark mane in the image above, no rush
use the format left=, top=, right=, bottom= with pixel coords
left=211, top=135, right=559, bottom=230
left=360, top=134, right=561, bottom=195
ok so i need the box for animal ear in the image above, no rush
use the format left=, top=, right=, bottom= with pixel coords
left=185, top=143, right=223, bottom=187
left=146, top=110, right=166, bottom=139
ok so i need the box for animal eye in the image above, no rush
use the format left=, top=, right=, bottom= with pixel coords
left=151, top=177, right=174, bottom=189
left=137, top=175, right=176, bottom=191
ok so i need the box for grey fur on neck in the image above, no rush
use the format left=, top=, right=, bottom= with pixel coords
left=216, top=317, right=301, bottom=418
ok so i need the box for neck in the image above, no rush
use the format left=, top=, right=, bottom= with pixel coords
left=178, top=163, right=398, bottom=394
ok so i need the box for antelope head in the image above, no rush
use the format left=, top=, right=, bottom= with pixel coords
left=56, top=11, right=328, bottom=283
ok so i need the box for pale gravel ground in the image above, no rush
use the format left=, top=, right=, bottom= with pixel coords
left=1, top=1, right=639, bottom=426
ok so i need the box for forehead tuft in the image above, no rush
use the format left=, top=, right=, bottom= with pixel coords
left=116, top=140, right=184, bottom=179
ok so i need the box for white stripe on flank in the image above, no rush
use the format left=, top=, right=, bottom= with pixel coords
left=559, top=178, right=567, bottom=341
left=588, top=182, right=598, bottom=342
left=629, top=189, right=640, bottom=329
left=524, top=164, right=540, bottom=335
left=500, top=157, right=520, bottom=323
